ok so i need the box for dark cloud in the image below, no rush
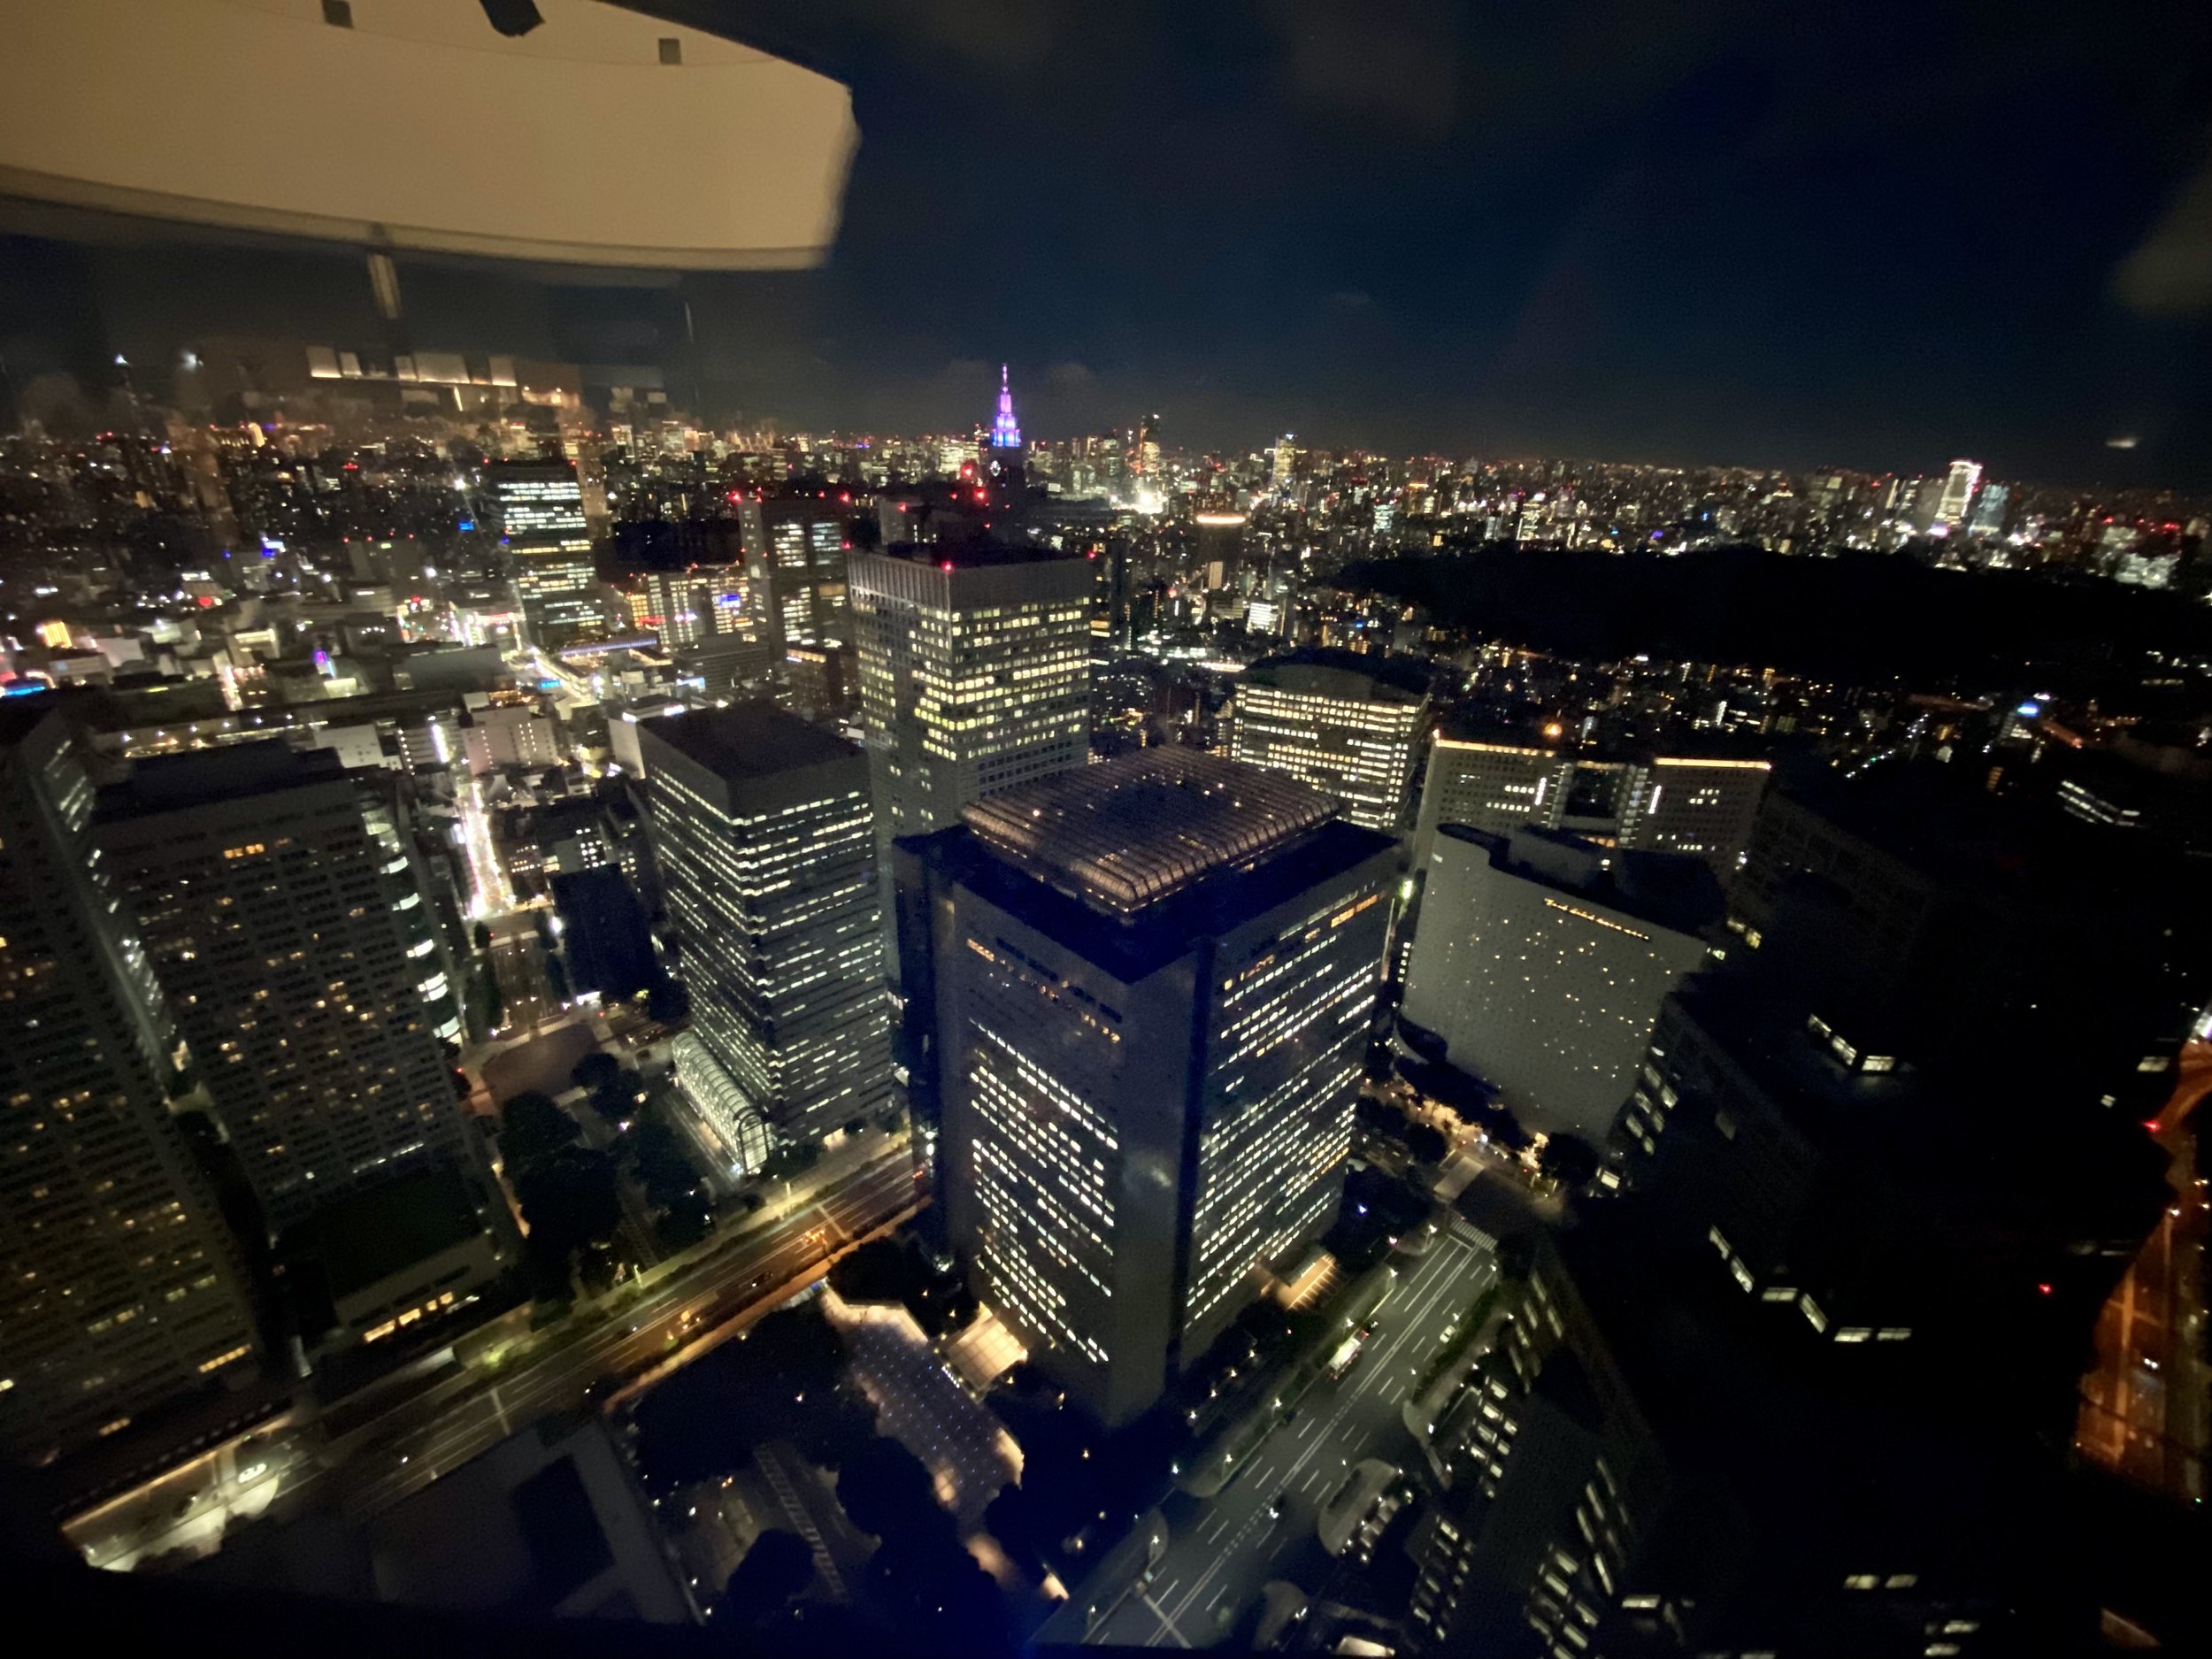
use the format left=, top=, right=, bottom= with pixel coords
left=15, top=1, right=2212, bottom=482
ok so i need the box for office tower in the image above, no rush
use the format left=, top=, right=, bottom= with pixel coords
left=1415, top=729, right=1770, bottom=882
left=989, top=363, right=1022, bottom=451
left=782, top=641, right=854, bottom=723
left=2110, top=545, right=2180, bottom=588
left=847, top=543, right=1093, bottom=847
left=606, top=554, right=758, bottom=651
left=1133, top=414, right=1161, bottom=480
left=1272, top=433, right=1296, bottom=488
left=490, top=458, right=601, bottom=651
left=1727, top=763, right=2205, bottom=1117
left=1409, top=779, right=2203, bottom=1657
left=1621, top=756, right=1772, bottom=869
left=2050, top=749, right=2212, bottom=853
left=1406, top=1210, right=2101, bottom=1658
left=0, top=704, right=262, bottom=1465
left=1610, top=975, right=2165, bottom=1391
left=637, top=704, right=891, bottom=1148
left=1967, top=480, right=2009, bottom=536
left=1934, top=457, right=1982, bottom=527
left=737, top=497, right=853, bottom=649
left=898, top=749, right=1396, bottom=1424
left=1400, top=826, right=1718, bottom=1139
left=1228, top=649, right=1429, bottom=833
left=357, top=777, right=465, bottom=1047
left=94, top=743, right=474, bottom=1233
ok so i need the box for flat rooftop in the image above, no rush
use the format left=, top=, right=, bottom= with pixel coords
left=639, top=700, right=858, bottom=781
left=284, top=1164, right=485, bottom=1301
left=868, top=539, right=1087, bottom=572
left=1245, top=647, right=1432, bottom=699
left=99, top=738, right=348, bottom=816
left=1442, top=823, right=1724, bottom=937
left=962, top=747, right=1338, bottom=913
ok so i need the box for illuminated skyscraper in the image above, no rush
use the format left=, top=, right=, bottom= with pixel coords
left=899, top=749, right=1395, bottom=1424
left=847, top=543, right=1093, bottom=849
left=1934, top=457, right=1982, bottom=527
left=989, top=363, right=1022, bottom=450
left=491, top=458, right=602, bottom=650
left=614, top=561, right=768, bottom=655
left=1272, top=433, right=1297, bottom=488
left=1966, top=480, right=2009, bottom=537
left=0, top=704, right=262, bottom=1465
left=1133, top=413, right=1161, bottom=479
left=638, top=705, right=891, bottom=1147
left=95, top=743, right=474, bottom=1233
left=736, top=498, right=852, bottom=649
left=1228, top=649, right=1430, bottom=833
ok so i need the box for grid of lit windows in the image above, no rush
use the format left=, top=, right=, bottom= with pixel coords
left=1229, top=675, right=1426, bottom=832
left=97, top=763, right=466, bottom=1230
left=641, top=714, right=891, bottom=1144
left=849, top=551, right=1093, bottom=843
left=0, top=713, right=263, bottom=1464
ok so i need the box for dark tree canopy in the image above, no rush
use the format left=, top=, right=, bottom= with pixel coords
left=629, top=1118, right=698, bottom=1208
left=719, top=1529, right=814, bottom=1625
left=631, top=1305, right=856, bottom=1486
left=1339, top=546, right=2212, bottom=695
left=1539, top=1133, right=1602, bottom=1190
left=514, top=1145, right=622, bottom=1262
left=1402, top=1120, right=1449, bottom=1166
left=836, top=1436, right=941, bottom=1542
left=499, top=1091, right=578, bottom=1171
left=571, top=1050, right=620, bottom=1096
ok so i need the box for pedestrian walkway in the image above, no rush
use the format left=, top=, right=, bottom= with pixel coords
left=823, top=1287, right=1021, bottom=1529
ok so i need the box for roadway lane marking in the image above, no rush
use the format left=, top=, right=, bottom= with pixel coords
left=1144, top=1237, right=1501, bottom=1642
left=1138, top=1589, right=1192, bottom=1647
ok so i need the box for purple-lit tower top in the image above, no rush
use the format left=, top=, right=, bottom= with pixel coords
left=989, top=363, right=1021, bottom=449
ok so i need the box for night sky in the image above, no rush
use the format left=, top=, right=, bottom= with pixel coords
left=12, top=0, right=2212, bottom=485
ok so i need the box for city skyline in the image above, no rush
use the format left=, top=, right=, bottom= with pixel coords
left=2, top=5, right=2209, bottom=1654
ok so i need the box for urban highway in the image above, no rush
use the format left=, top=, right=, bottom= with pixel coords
left=1073, top=1222, right=1498, bottom=1648
left=69, top=1148, right=922, bottom=1565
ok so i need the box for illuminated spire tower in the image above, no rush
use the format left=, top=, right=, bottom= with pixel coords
left=989, top=363, right=1022, bottom=450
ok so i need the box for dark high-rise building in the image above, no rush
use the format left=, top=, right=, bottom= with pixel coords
left=897, top=749, right=1395, bottom=1425
left=0, top=704, right=263, bottom=1465
left=638, top=704, right=891, bottom=1148
left=1402, top=759, right=2202, bottom=1656
left=1407, top=1210, right=2101, bottom=1658
left=95, top=743, right=476, bottom=1233
left=491, top=458, right=601, bottom=650
left=1725, top=764, right=2206, bottom=1115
